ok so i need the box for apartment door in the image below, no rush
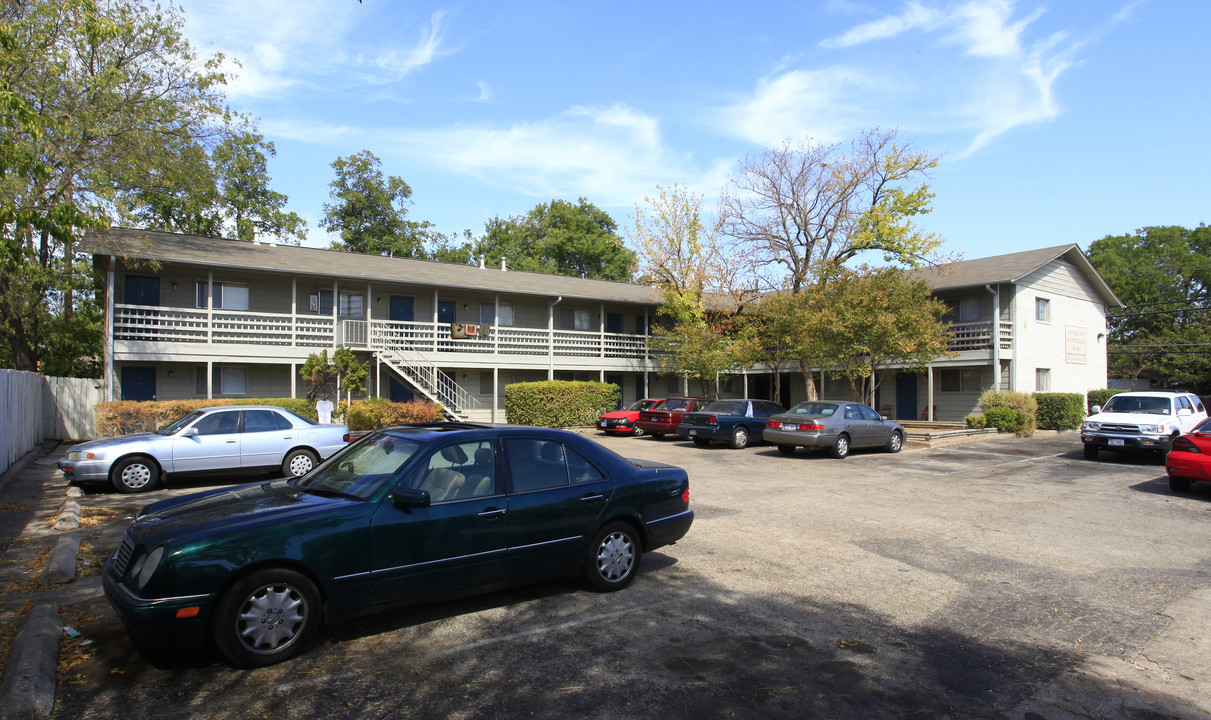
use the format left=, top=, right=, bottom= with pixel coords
left=120, top=366, right=156, bottom=402
left=605, top=374, right=624, bottom=409
left=895, top=373, right=917, bottom=421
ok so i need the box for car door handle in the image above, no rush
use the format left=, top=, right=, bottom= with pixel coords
left=477, top=508, right=506, bottom=518
left=580, top=493, right=605, bottom=503
left=227, top=440, right=237, bottom=444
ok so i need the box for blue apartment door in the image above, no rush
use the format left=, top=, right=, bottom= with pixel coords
left=389, top=296, right=414, bottom=322
left=121, top=366, right=156, bottom=401
left=895, top=373, right=917, bottom=421
left=437, top=300, right=456, bottom=324
left=123, top=276, right=160, bottom=306
left=605, top=374, right=624, bottom=409
left=388, top=377, right=414, bottom=402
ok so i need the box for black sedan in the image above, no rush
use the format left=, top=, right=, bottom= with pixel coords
left=102, top=423, right=694, bottom=667
left=764, top=401, right=905, bottom=458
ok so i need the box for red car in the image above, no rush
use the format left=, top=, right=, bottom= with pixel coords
left=635, top=397, right=712, bottom=439
left=1166, top=418, right=1211, bottom=492
left=597, top=398, right=667, bottom=436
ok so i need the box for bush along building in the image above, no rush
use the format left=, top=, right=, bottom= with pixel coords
left=89, top=229, right=1121, bottom=422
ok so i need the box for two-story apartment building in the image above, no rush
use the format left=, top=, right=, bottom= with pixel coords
left=89, top=229, right=1121, bottom=422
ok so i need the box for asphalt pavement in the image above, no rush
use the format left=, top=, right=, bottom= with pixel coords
left=2, top=431, right=1211, bottom=719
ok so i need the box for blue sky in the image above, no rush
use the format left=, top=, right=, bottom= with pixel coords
left=176, top=0, right=1208, bottom=263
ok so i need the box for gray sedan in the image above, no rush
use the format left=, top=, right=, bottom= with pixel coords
left=58, top=406, right=350, bottom=493
left=763, top=401, right=904, bottom=459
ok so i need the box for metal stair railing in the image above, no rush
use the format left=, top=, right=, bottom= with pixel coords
left=370, top=323, right=479, bottom=420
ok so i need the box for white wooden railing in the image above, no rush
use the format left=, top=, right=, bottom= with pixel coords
left=946, top=321, right=1013, bottom=352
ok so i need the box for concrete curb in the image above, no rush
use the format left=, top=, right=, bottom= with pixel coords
left=0, top=605, right=62, bottom=720
left=38, top=533, right=81, bottom=586
left=51, top=498, right=80, bottom=531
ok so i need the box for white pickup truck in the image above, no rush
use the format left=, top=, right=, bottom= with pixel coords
left=1081, top=390, right=1208, bottom=461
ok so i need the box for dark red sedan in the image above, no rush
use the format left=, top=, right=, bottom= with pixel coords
left=1166, top=418, right=1211, bottom=492
left=635, top=397, right=712, bottom=439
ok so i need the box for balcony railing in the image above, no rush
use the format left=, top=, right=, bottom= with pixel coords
left=114, top=305, right=652, bottom=359
left=946, top=321, right=1013, bottom=352
left=114, top=305, right=1015, bottom=360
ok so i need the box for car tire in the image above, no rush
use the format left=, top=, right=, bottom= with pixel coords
left=692, top=437, right=710, bottom=447
left=212, top=568, right=321, bottom=668
left=650, top=432, right=664, bottom=440
left=777, top=444, right=796, bottom=456
left=829, top=434, right=850, bottom=460
left=885, top=431, right=903, bottom=454
left=282, top=449, right=319, bottom=478
left=1083, top=444, right=1098, bottom=460
left=631, top=425, right=644, bottom=437
left=1170, top=475, right=1192, bottom=492
left=729, top=427, right=750, bottom=450
left=582, top=521, right=642, bottom=592
left=111, top=456, right=159, bottom=493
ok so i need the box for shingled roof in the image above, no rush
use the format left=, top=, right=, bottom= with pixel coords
left=86, top=228, right=664, bottom=306
left=916, top=244, right=1123, bottom=307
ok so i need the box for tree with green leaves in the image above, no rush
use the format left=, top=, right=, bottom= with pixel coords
left=300, top=347, right=369, bottom=401
left=322, top=150, right=432, bottom=257
left=1, top=0, right=230, bottom=373
left=803, top=267, right=951, bottom=407
left=734, top=293, right=814, bottom=404
left=1087, top=225, right=1211, bottom=393
left=720, top=127, right=948, bottom=293
left=120, top=128, right=307, bottom=244
left=475, top=198, right=635, bottom=281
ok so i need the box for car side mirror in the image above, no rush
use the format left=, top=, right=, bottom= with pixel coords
left=1090, top=405, right=1102, bottom=415
left=393, top=488, right=431, bottom=509
left=182, top=427, right=199, bottom=438
left=880, top=415, right=889, bottom=421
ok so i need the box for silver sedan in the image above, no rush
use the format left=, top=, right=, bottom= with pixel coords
left=763, top=401, right=904, bottom=459
left=58, top=406, right=350, bottom=493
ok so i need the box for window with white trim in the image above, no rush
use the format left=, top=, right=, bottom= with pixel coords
left=1035, top=368, right=1051, bottom=392
left=1036, top=297, right=1051, bottom=322
left=195, top=281, right=249, bottom=311
left=220, top=367, right=247, bottom=395
left=939, top=368, right=983, bottom=392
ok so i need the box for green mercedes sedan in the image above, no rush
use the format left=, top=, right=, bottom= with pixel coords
left=102, top=423, right=694, bottom=667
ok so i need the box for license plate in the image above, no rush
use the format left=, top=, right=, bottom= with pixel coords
left=688, top=429, right=697, bottom=436
left=1109, top=439, right=1125, bottom=446
left=598, top=422, right=606, bottom=428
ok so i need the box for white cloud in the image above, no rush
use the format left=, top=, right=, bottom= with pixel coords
left=265, top=105, right=695, bottom=208
left=179, top=0, right=456, bottom=98
left=713, top=67, right=873, bottom=146
left=820, top=1, right=940, bottom=48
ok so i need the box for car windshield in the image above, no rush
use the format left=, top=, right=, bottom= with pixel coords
left=1193, top=418, right=1211, bottom=433
left=158, top=411, right=206, bottom=436
left=294, top=435, right=421, bottom=500
left=1102, top=396, right=1171, bottom=415
left=703, top=400, right=748, bottom=415
left=624, top=400, right=653, bottom=411
left=786, top=402, right=838, bottom=417
left=664, top=399, right=691, bottom=411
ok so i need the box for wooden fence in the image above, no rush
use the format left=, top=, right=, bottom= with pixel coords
left=1, top=370, right=102, bottom=477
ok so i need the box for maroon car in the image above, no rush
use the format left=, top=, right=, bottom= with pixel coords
left=635, top=397, right=712, bottom=439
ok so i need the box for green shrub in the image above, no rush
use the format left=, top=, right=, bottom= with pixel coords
left=982, top=406, right=1025, bottom=434
left=1087, top=388, right=1124, bottom=413
left=504, top=381, right=620, bottom=427
left=977, top=390, right=1037, bottom=437
left=1033, top=393, right=1086, bottom=430
left=965, top=414, right=987, bottom=429
left=343, top=398, right=445, bottom=431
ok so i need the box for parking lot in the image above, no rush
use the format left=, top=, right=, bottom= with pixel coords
left=6, top=430, right=1211, bottom=719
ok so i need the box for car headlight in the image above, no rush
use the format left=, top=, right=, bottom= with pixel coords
left=1082, top=422, right=1099, bottom=431
left=128, top=546, right=165, bottom=590
left=1139, top=424, right=1168, bottom=435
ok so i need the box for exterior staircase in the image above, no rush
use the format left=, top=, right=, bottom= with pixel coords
left=370, top=326, right=479, bottom=421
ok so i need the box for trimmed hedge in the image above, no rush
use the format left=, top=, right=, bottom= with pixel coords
left=1087, top=388, right=1124, bottom=413
left=342, top=398, right=446, bottom=431
left=977, top=390, right=1037, bottom=437
left=1034, top=393, right=1086, bottom=431
left=505, top=381, right=620, bottom=427
left=97, top=397, right=332, bottom=437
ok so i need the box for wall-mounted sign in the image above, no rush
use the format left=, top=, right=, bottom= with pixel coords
left=1065, top=326, right=1087, bottom=364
